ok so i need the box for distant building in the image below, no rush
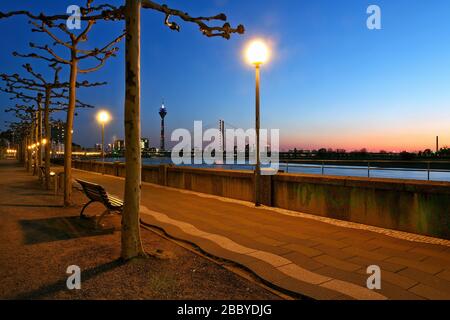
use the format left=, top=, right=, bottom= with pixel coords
left=51, top=121, right=65, bottom=144
left=140, top=138, right=150, bottom=151
left=51, top=121, right=65, bottom=157
left=113, top=139, right=125, bottom=151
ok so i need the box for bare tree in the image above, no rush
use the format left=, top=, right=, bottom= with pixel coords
left=120, top=0, right=244, bottom=259
left=1, top=88, right=44, bottom=175
left=7, top=8, right=124, bottom=206
left=1, top=0, right=244, bottom=260
left=4, top=119, right=33, bottom=168
left=2, top=63, right=103, bottom=188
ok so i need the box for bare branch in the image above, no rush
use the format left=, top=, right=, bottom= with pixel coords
left=77, top=32, right=125, bottom=60
left=141, top=0, right=245, bottom=39
left=28, top=43, right=71, bottom=64
left=13, top=50, right=68, bottom=65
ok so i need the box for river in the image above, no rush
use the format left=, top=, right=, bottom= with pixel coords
left=99, top=157, right=450, bottom=182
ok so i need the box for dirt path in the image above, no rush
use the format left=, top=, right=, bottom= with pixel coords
left=0, top=160, right=279, bottom=300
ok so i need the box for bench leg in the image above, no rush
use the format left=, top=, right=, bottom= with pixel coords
left=96, top=209, right=110, bottom=228
left=80, top=200, right=95, bottom=218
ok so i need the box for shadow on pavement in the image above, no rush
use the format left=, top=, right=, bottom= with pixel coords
left=19, top=216, right=115, bottom=245
left=0, top=204, right=63, bottom=208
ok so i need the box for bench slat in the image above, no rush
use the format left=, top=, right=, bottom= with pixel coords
left=77, top=179, right=123, bottom=213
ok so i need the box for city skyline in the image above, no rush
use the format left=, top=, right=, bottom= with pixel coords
left=1, top=0, right=450, bottom=152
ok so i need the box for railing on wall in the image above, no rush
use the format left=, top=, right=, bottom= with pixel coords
left=280, top=160, right=450, bottom=181
left=76, top=159, right=450, bottom=182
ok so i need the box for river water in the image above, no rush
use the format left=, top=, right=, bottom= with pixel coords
left=101, top=158, right=450, bottom=182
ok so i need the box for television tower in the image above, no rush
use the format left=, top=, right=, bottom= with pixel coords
left=436, top=136, right=439, bottom=153
left=159, top=101, right=167, bottom=151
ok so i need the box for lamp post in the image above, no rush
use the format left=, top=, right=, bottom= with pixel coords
left=97, top=110, right=111, bottom=173
left=245, top=39, right=270, bottom=207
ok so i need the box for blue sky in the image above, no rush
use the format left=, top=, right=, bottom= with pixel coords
left=1, top=0, right=450, bottom=151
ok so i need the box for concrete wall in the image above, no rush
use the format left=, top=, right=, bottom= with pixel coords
left=166, top=167, right=254, bottom=202
left=72, top=160, right=450, bottom=239
left=272, top=174, right=450, bottom=240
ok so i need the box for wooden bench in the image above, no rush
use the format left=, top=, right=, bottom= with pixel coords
left=76, top=179, right=123, bottom=227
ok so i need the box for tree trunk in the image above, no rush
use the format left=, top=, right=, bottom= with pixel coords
left=44, top=87, right=51, bottom=190
left=26, top=136, right=31, bottom=171
left=37, top=98, right=43, bottom=180
left=64, top=58, right=78, bottom=206
left=121, top=0, right=145, bottom=260
left=20, top=139, right=25, bottom=164
left=28, top=135, right=32, bottom=172
left=32, top=114, right=38, bottom=176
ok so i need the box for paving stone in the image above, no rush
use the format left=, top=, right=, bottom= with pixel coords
left=375, top=282, right=425, bottom=300
left=348, top=256, right=407, bottom=273
left=245, top=260, right=291, bottom=284
left=366, top=239, right=414, bottom=252
left=414, top=241, right=449, bottom=250
left=320, top=279, right=387, bottom=300
left=210, top=248, right=263, bottom=268
left=310, top=237, right=350, bottom=249
left=340, top=237, right=382, bottom=251
left=201, top=234, right=256, bottom=255
left=281, top=243, right=323, bottom=258
left=408, top=246, right=450, bottom=259
left=373, top=247, right=429, bottom=262
left=409, top=284, right=450, bottom=300
left=342, top=246, right=390, bottom=261
left=386, top=257, right=444, bottom=275
left=313, top=255, right=361, bottom=272
left=398, top=267, right=450, bottom=295
left=436, top=269, right=450, bottom=282
left=281, top=251, right=325, bottom=271
left=316, top=266, right=368, bottom=288
left=355, top=268, right=418, bottom=290
left=274, top=276, right=348, bottom=300
left=333, top=230, right=377, bottom=242
left=316, top=266, right=414, bottom=300
left=253, top=236, right=286, bottom=247
left=221, top=234, right=294, bottom=256
left=277, top=263, right=331, bottom=285
left=248, top=251, right=291, bottom=268
left=421, top=256, right=450, bottom=270
left=313, top=244, right=356, bottom=260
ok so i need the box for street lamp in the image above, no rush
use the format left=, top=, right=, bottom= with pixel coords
left=245, top=39, right=270, bottom=207
left=97, top=110, right=111, bottom=173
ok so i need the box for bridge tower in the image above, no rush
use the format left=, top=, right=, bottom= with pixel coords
left=219, top=120, right=225, bottom=154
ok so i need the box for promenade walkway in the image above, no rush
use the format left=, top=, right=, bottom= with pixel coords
left=0, top=161, right=278, bottom=300
left=72, top=168, right=450, bottom=300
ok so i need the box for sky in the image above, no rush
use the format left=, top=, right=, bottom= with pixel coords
left=0, top=0, right=450, bottom=152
